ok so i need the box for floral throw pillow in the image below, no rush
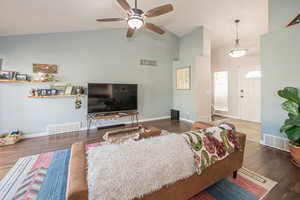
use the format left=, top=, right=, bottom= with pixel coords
left=182, top=123, right=240, bottom=175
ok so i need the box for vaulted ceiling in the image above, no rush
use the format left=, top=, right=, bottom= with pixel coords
left=0, top=0, right=268, bottom=49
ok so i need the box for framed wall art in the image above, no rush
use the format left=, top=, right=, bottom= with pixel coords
left=176, top=66, right=191, bottom=90
left=33, top=64, right=58, bottom=74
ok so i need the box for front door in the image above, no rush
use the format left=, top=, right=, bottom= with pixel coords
left=238, top=67, right=261, bottom=122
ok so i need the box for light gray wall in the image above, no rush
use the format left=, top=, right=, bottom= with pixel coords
left=0, top=29, right=179, bottom=135
left=261, top=0, right=300, bottom=138
left=269, top=0, right=300, bottom=32
left=173, top=27, right=203, bottom=121
left=261, top=25, right=300, bottom=137
left=173, top=27, right=212, bottom=122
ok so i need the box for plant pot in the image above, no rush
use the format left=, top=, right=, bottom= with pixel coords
left=289, top=143, right=300, bottom=168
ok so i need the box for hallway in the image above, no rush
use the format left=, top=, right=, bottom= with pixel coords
left=212, top=116, right=261, bottom=143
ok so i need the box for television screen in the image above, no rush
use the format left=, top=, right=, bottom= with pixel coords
left=88, top=83, right=138, bottom=114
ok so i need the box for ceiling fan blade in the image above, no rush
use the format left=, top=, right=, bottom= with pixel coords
left=145, top=23, right=165, bottom=35
left=117, top=0, right=131, bottom=12
left=96, top=18, right=125, bottom=22
left=127, top=28, right=135, bottom=38
left=145, top=4, right=173, bottom=18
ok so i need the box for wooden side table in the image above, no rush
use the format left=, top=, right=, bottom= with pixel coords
left=87, top=111, right=139, bottom=130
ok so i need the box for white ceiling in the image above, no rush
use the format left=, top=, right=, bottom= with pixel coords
left=0, top=0, right=268, bottom=49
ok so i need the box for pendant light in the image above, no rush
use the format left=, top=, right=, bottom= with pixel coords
left=229, top=20, right=248, bottom=58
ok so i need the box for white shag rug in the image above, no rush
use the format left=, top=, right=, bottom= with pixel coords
left=87, top=134, right=195, bottom=200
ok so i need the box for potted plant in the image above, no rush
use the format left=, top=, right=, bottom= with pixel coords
left=278, top=87, right=300, bottom=167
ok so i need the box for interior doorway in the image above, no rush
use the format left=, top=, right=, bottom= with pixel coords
left=212, top=66, right=262, bottom=143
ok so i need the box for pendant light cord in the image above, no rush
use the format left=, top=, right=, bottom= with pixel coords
left=235, top=19, right=240, bottom=47
left=135, top=0, right=137, bottom=9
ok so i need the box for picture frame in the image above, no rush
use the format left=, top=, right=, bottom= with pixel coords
left=33, top=64, right=58, bottom=74
left=65, top=85, right=73, bottom=95
left=176, top=66, right=191, bottom=90
left=0, top=71, right=16, bottom=80
left=15, top=74, right=28, bottom=81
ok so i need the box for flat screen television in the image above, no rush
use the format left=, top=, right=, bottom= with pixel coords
left=88, top=83, right=138, bottom=114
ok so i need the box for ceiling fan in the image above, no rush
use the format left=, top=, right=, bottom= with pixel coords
left=96, top=0, right=174, bottom=38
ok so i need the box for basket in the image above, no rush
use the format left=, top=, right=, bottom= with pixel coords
left=0, top=134, right=23, bottom=146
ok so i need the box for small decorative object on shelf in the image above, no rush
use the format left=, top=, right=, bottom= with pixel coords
left=75, top=96, right=82, bottom=109
left=15, top=73, right=30, bottom=81
left=27, top=82, right=86, bottom=102
left=29, top=88, right=36, bottom=96
left=0, top=71, right=16, bottom=80
left=28, top=94, right=86, bottom=98
left=38, top=72, right=55, bottom=82
left=51, top=83, right=67, bottom=95
left=0, top=130, right=23, bottom=146
left=65, top=85, right=73, bottom=95
left=74, top=86, right=85, bottom=95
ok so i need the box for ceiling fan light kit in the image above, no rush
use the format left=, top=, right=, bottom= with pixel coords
left=96, top=0, right=173, bottom=38
left=127, top=16, right=144, bottom=29
left=229, top=19, right=248, bottom=58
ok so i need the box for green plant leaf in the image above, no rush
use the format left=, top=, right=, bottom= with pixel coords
left=281, top=101, right=299, bottom=115
left=284, top=115, right=300, bottom=126
left=280, top=124, right=294, bottom=133
left=288, top=113, right=298, bottom=119
left=278, top=87, right=300, bottom=104
left=286, top=127, right=300, bottom=142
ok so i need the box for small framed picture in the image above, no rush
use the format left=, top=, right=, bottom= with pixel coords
left=176, top=66, right=191, bottom=90
left=16, top=74, right=28, bottom=81
left=65, top=85, right=73, bottom=95
left=0, top=71, right=16, bottom=80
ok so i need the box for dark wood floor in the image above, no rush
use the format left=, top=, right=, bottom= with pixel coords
left=0, top=119, right=300, bottom=200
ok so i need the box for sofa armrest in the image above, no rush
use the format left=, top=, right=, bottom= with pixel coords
left=66, top=142, right=88, bottom=200
left=191, top=121, right=212, bottom=131
left=192, top=121, right=247, bottom=158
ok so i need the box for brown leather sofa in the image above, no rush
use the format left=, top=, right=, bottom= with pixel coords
left=66, top=122, right=246, bottom=200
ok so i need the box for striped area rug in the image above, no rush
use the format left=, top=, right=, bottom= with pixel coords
left=0, top=144, right=277, bottom=200
left=191, top=168, right=277, bottom=200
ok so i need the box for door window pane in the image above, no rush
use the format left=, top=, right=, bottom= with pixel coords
left=245, top=70, right=262, bottom=79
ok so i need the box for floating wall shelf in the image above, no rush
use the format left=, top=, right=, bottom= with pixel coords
left=0, top=79, right=57, bottom=83
left=28, top=94, right=86, bottom=98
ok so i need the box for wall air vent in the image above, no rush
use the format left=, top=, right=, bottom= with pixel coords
left=262, top=134, right=290, bottom=152
left=47, top=122, right=81, bottom=135
left=140, top=59, right=157, bottom=66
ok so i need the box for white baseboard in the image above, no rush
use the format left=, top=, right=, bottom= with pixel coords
left=213, top=113, right=240, bottom=119
left=23, top=132, right=49, bottom=138
left=261, top=133, right=290, bottom=152
left=23, top=116, right=171, bottom=139
left=180, top=118, right=195, bottom=123
left=138, top=116, right=170, bottom=123
left=180, top=116, right=211, bottom=123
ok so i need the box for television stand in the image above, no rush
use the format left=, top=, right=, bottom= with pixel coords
left=87, top=111, right=139, bottom=130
